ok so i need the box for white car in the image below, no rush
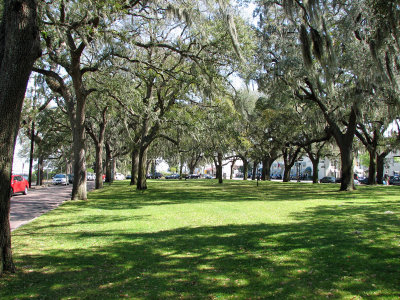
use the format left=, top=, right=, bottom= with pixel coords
left=115, top=173, right=125, bottom=180
left=52, top=174, right=69, bottom=185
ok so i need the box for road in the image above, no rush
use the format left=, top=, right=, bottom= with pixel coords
left=10, top=182, right=94, bottom=231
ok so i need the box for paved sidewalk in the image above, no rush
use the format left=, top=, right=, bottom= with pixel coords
left=10, top=182, right=95, bottom=231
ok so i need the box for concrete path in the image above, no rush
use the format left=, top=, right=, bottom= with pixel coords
left=10, top=182, right=94, bottom=231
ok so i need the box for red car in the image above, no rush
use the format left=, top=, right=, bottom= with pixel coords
left=11, top=175, right=29, bottom=196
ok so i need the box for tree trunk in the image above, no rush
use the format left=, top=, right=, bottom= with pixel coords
left=376, top=152, right=387, bottom=184
left=0, top=0, right=41, bottom=276
left=137, top=146, right=149, bottom=190
left=368, top=148, right=377, bottom=185
left=262, top=156, right=275, bottom=181
left=306, top=151, right=320, bottom=184
left=230, top=159, right=236, bottom=179
left=282, top=147, right=301, bottom=182
left=36, top=155, right=44, bottom=186
left=311, top=158, right=319, bottom=184
left=130, top=148, right=139, bottom=186
left=283, top=167, right=291, bottom=182
left=251, top=161, right=257, bottom=180
left=28, top=121, right=34, bottom=188
left=217, top=152, right=223, bottom=184
left=339, top=144, right=354, bottom=191
left=71, top=107, right=87, bottom=199
left=105, top=142, right=113, bottom=183
left=179, top=155, right=184, bottom=180
left=242, top=157, right=248, bottom=180
left=94, top=145, right=103, bottom=189
left=189, top=165, right=195, bottom=175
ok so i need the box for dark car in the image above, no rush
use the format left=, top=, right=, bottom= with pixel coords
left=320, top=176, right=336, bottom=183
left=11, top=175, right=29, bottom=196
left=390, top=177, right=400, bottom=186
left=389, top=176, right=399, bottom=185
left=204, top=174, right=214, bottom=179
left=152, top=172, right=163, bottom=179
left=186, top=174, right=200, bottom=179
left=165, top=173, right=180, bottom=179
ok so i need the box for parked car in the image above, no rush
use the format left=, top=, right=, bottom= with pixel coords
left=320, top=176, right=336, bottom=183
left=390, top=177, right=400, bottom=186
left=186, top=174, right=200, bottom=179
left=11, top=175, right=29, bottom=196
left=52, top=174, right=69, bottom=185
left=389, top=176, right=399, bottom=185
left=126, top=174, right=132, bottom=179
left=68, top=174, right=74, bottom=184
left=152, top=172, right=163, bottom=179
left=115, top=173, right=125, bottom=180
left=87, top=173, right=95, bottom=181
left=146, top=172, right=163, bottom=179
left=165, top=173, right=180, bottom=179
left=204, top=174, right=214, bottom=179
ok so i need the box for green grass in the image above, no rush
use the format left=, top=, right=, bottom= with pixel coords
left=1, top=180, right=400, bottom=299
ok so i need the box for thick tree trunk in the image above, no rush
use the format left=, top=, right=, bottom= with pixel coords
left=251, top=161, right=257, bottom=180
left=230, top=160, right=236, bottom=179
left=36, top=155, right=44, bottom=186
left=282, top=147, right=300, bottom=183
left=0, top=0, right=41, bottom=276
left=261, top=156, right=275, bottom=181
left=242, top=157, right=248, bottom=180
left=376, top=152, right=387, bottom=184
left=306, top=151, right=320, bottom=184
left=217, top=152, right=223, bottom=184
left=339, top=144, right=354, bottom=191
left=189, top=166, right=195, bottom=175
left=283, top=167, right=291, bottom=182
left=312, top=158, right=319, bottom=184
left=179, top=155, right=184, bottom=179
left=94, top=145, right=103, bottom=189
left=130, top=148, right=139, bottom=186
left=105, top=142, right=113, bottom=183
left=368, top=149, right=377, bottom=185
left=137, top=146, right=149, bottom=190
left=71, top=109, right=87, bottom=200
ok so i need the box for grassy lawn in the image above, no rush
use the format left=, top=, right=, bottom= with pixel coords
left=1, top=180, right=399, bottom=299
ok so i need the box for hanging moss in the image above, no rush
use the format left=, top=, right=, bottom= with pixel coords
left=310, top=27, right=323, bottom=61
left=299, top=24, right=312, bottom=68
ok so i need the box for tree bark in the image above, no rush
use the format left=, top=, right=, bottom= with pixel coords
left=215, top=152, right=223, bottom=184
left=230, top=159, right=236, bottom=179
left=71, top=105, right=87, bottom=199
left=262, top=155, right=276, bottom=181
left=130, top=148, right=139, bottom=186
left=282, top=146, right=301, bottom=182
left=368, top=148, right=377, bottom=185
left=376, top=152, right=388, bottom=184
left=218, top=153, right=223, bottom=184
left=36, top=155, right=44, bottom=186
left=242, top=157, right=248, bottom=180
left=305, top=150, right=320, bottom=184
left=339, top=145, right=354, bottom=190
left=105, top=142, right=113, bottom=183
left=94, top=144, right=103, bottom=189
left=0, top=0, right=41, bottom=276
left=136, top=146, right=149, bottom=190
left=251, top=161, right=257, bottom=180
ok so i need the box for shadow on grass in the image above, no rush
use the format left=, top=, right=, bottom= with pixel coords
left=83, top=180, right=400, bottom=210
left=2, top=191, right=399, bottom=299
